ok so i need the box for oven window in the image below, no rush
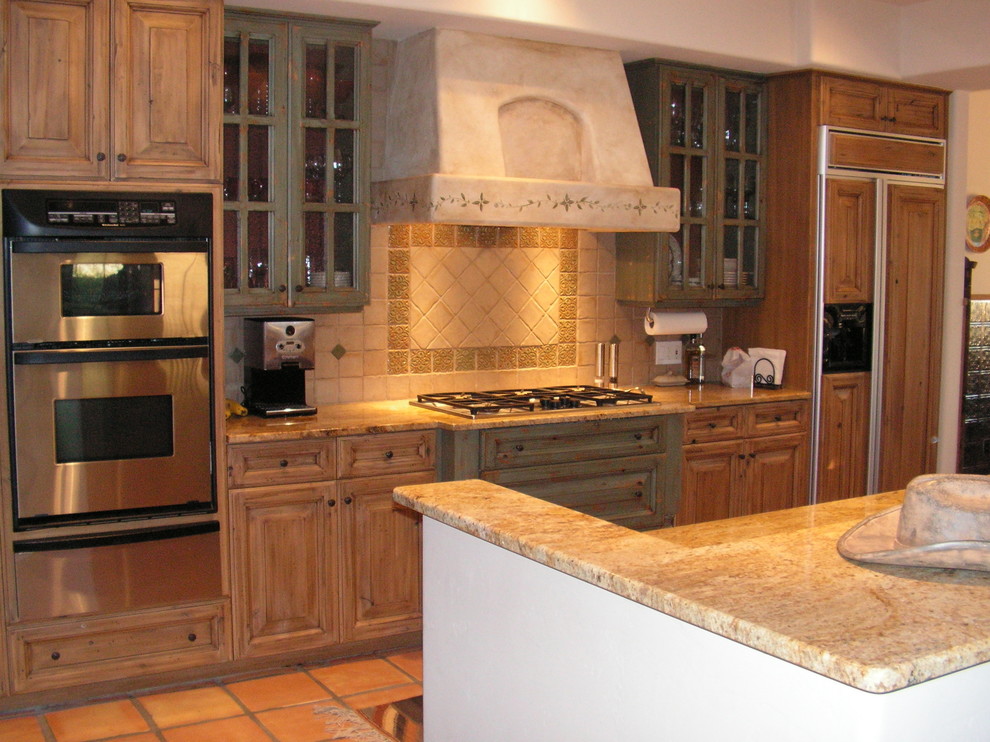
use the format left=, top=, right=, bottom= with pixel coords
left=60, top=263, right=163, bottom=317
left=54, top=395, right=174, bottom=463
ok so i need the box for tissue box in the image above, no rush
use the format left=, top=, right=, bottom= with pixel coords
left=749, top=348, right=786, bottom=389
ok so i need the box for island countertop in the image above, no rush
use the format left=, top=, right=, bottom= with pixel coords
left=393, top=479, right=990, bottom=693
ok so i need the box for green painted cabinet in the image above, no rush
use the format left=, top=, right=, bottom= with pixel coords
left=222, top=10, right=373, bottom=314
left=616, top=60, right=766, bottom=306
left=440, top=415, right=683, bottom=531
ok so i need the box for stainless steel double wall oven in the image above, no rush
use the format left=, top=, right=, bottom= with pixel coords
left=2, top=189, right=221, bottom=621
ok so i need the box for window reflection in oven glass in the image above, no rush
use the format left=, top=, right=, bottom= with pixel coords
left=60, top=263, right=163, bottom=317
left=54, top=395, right=174, bottom=464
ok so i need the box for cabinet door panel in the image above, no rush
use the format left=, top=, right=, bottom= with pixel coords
left=113, top=0, right=220, bottom=180
left=340, top=472, right=430, bottom=641
left=678, top=441, right=740, bottom=526
left=886, top=88, right=946, bottom=139
left=878, top=185, right=944, bottom=492
left=231, top=484, right=337, bottom=656
left=1, top=0, right=109, bottom=178
left=818, top=372, right=871, bottom=502
left=821, top=77, right=885, bottom=131
left=824, top=178, right=875, bottom=304
left=745, top=433, right=808, bottom=515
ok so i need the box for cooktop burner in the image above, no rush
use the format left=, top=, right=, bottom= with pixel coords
left=411, top=385, right=654, bottom=418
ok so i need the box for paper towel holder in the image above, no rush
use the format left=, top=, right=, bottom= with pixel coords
left=644, top=308, right=708, bottom=336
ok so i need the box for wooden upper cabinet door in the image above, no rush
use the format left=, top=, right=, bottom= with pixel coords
left=112, top=0, right=220, bottom=180
left=821, top=76, right=885, bottom=132
left=0, top=0, right=110, bottom=178
left=885, top=87, right=946, bottom=139
left=824, top=177, right=875, bottom=303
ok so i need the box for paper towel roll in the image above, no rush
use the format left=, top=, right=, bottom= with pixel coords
left=644, top=309, right=708, bottom=336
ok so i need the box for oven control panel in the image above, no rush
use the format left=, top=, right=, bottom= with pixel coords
left=46, top=199, right=177, bottom=226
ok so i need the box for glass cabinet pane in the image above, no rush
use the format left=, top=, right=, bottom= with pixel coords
left=305, top=128, right=327, bottom=203
left=333, top=129, right=354, bottom=203
left=334, top=45, right=356, bottom=120
left=247, top=211, right=271, bottom=289
left=334, top=212, right=356, bottom=284
left=223, top=124, right=239, bottom=201
left=724, top=159, right=740, bottom=219
left=690, top=86, right=705, bottom=148
left=304, top=212, right=327, bottom=288
left=670, top=84, right=686, bottom=147
left=742, top=226, right=757, bottom=287
left=223, top=211, right=239, bottom=290
left=724, top=89, right=741, bottom=152
left=688, top=156, right=705, bottom=218
left=223, top=37, right=240, bottom=115
left=743, top=160, right=758, bottom=218
left=248, top=39, right=270, bottom=116
left=723, top=227, right=739, bottom=288
left=745, top=92, right=760, bottom=154
left=247, top=125, right=270, bottom=202
left=305, top=43, right=328, bottom=119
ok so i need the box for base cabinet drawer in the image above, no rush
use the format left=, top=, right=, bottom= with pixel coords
left=9, top=601, right=229, bottom=693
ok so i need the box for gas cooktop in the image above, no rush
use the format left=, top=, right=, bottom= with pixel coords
left=411, top=385, right=654, bottom=418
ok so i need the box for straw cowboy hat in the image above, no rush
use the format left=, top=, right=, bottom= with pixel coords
left=837, top=473, right=990, bottom=572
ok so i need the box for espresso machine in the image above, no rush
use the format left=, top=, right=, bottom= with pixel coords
left=243, top=317, right=318, bottom=417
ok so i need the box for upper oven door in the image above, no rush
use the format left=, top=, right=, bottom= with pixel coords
left=8, top=247, right=209, bottom=345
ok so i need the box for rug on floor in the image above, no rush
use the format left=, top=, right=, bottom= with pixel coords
left=360, top=695, right=423, bottom=742
left=315, top=703, right=395, bottom=742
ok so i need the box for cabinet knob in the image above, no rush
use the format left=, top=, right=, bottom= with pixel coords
left=279, top=459, right=289, bottom=467
left=116, top=153, right=127, bottom=162
left=278, top=285, right=287, bottom=293
left=634, top=433, right=643, bottom=440
left=748, top=452, right=757, bottom=459
left=51, top=651, right=61, bottom=661
left=708, top=422, right=717, bottom=429
left=295, top=285, right=303, bottom=292
left=738, top=453, right=747, bottom=460
left=328, top=498, right=336, bottom=507
left=718, top=284, right=725, bottom=290
left=774, top=415, right=782, bottom=422
left=187, top=633, right=197, bottom=642
left=96, top=152, right=106, bottom=162
left=384, top=450, right=394, bottom=459
left=514, top=444, right=524, bottom=452
left=633, top=490, right=643, bottom=498
left=344, top=496, right=353, bottom=505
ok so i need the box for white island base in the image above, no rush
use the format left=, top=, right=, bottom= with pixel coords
left=422, top=518, right=990, bottom=742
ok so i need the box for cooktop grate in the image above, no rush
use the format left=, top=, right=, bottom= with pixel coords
left=411, top=385, right=654, bottom=417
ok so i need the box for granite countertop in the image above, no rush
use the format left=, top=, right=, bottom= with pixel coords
left=225, top=385, right=808, bottom=443
left=393, top=479, right=990, bottom=693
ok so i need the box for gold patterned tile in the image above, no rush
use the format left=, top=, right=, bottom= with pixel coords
left=497, top=346, right=518, bottom=369
left=560, top=229, right=578, bottom=249
left=539, top=228, right=560, bottom=249
left=456, top=225, right=479, bottom=247
left=560, top=272, right=578, bottom=296
left=518, top=346, right=539, bottom=368
left=411, top=224, right=434, bottom=246
left=433, top=224, right=456, bottom=247
left=388, top=325, right=409, bottom=350
left=387, top=350, right=409, bottom=375
left=559, top=249, right=578, bottom=273
left=559, top=342, right=577, bottom=365
left=455, top=349, right=476, bottom=371
left=387, top=274, right=409, bottom=300
left=388, top=299, right=409, bottom=325
left=388, top=224, right=410, bottom=247
left=478, top=226, right=499, bottom=247
left=409, top=349, right=432, bottom=374
left=497, top=227, right=519, bottom=248
left=559, top=319, right=577, bottom=343
left=559, top=296, right=577, bottom=320
left=539, top=344, right=559, bottom=368
left=432, top=348, right=454, bottom=372
left=519, top=227, right=540, bottom=248
left=388, top=249, right=410, bottom=273
left=477, top=347, right=497, bottom=370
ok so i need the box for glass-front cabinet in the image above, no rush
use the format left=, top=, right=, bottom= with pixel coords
left=616, top=60, right=766, bottom=306
left=223, top=10, right=372, bottom=314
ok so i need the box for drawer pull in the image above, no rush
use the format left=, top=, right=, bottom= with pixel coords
left=384, top=450, right=394, bottom=459
left=514, top=444, right=525, bottom=452
left=634, top=433, right=643, bottom=440
left=328, top=498, right=336, bottom=507
left=279, top=459, right=289, bottom=468
left=708, top=422, right=717, bottom=429
left=634, top=490, right=643, bottom=498
left=774, top=415, right=782, bottom=422
left=187, top=633, right=197, bottom=642
left=51, top=651, right=60, bottom=661
left=344, top=497, right=353, bottom=505
left=749, top=452, right=757, bottom=459
left=738, top=453, right=747, bottom=460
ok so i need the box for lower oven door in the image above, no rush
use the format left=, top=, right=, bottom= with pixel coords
left=10, top=345, right=214, bottom=528
left=13, top=521, right=222, bottom=621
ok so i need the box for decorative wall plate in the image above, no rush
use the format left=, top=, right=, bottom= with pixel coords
left=966, top=195, right=990, bottom=252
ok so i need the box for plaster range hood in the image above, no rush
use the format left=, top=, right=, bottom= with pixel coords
left=371, top=29, right=680, bottom=232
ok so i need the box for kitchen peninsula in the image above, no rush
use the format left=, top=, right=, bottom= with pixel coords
left=394, top=479, right=990, bottom=742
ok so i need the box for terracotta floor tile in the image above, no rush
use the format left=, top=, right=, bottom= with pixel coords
left=161, top=715, right=273, bottom=742
left=388, top=650, right=424, bottom=680
left=137, top=685, right=243, bottom=728
left=256, top=700, right=357, bottom=742
left=45, top=699, right=149, bottom=742
left=0, top=715, right=46, bottom=742
left=344, top=682, right=423, bottom=709
left=227, top=670, right=332, bottom=712
left=309, top=658, right=410, bottom=696
left=112, top=735, right=160, bottom=741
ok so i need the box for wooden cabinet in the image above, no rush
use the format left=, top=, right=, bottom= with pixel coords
left=442, top=415, right=682, bottom=530
left=824, top=177, right=875, bottom=304
left=617, top=60, right=766, bottom=306
left=818, top=372, right=871, bottom=502
left=227, top=431, right=432, bottom=658
left=8, top=602, right=228, bottom=693
left=0, top=0, right=221, bottom=181
left=820, top=74, right=946, bottom=139
left=677, top=400, right=809, bottom=526
left=222, top=9, right=373, bottom=314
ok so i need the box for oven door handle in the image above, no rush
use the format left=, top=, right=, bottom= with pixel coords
left=9, top=238, right=209, bottom=254
left=12, top=521, right=219, bottom=552
left=13, top=345, right=208, bottom=365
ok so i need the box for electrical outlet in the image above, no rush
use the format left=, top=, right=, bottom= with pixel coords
left=654, top=340, right=682, bottom=365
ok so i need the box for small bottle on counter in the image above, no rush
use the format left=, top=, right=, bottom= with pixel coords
left=684, top=334, right=705, bottom=385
